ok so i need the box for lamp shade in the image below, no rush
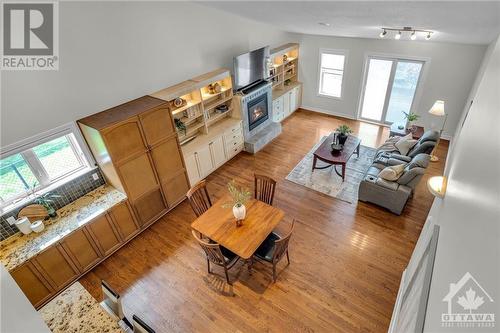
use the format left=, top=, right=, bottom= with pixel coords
left=428, top=100, right=445, bottom=116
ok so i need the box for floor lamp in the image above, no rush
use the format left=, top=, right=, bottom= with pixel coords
left=428, top=100, right=446, bottom=162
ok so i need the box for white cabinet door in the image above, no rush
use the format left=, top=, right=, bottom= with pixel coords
left=290, top=89, right=297, bottom=114
left=184, top=153, right=201, bottom=186
left=196, top=145, right=214, bottom=178
left=294, top=85, right=301, bottom=110
left=272, top=96, right=283, bottom=122
left=283, top=92, right=290, bottom=117
left=209, top=136, right=226, bottom=168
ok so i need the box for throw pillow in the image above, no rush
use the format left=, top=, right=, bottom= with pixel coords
left=395, top=133, right=418, bottom=155
left=378, top=163, right=406, bottom=181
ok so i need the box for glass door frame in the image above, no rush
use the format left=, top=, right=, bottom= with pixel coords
left=357, top=53, right=428, bottom=126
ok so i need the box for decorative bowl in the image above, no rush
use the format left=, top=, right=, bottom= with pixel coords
left=331, top=143, right=343, bottom=152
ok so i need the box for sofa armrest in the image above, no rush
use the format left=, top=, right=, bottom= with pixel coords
left=389, top=154, right=412, bottom=162
left=375, top=178, right=399, bottom=191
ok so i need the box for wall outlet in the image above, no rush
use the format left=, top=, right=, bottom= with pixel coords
left=92, top=173, right=99, bottom=181
left=6, top=216, right=16, bottom=225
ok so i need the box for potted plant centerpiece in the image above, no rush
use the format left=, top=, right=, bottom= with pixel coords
left=403, top=111, right=420, bottom=131
left=336, top=124, right=353, bottom=145
left=223, top=180, right=251, bottom=226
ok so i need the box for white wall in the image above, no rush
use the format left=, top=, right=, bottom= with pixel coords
left=294, top=33, right=486, bottom=138
left=423, top=35, right=500, bottom=332
left=0, top=1, right=292, bottom=147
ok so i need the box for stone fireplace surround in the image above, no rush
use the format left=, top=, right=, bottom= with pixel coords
left=238, top=82, right=281, bottom=154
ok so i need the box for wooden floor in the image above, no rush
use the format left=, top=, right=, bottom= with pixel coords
left=80, top=109, right=448, bottom=333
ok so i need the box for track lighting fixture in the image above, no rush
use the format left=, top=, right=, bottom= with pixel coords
left=379, top=27, right=434, bottom=41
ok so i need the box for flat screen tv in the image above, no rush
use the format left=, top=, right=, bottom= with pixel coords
left=233, top=46, right=270, bottom=91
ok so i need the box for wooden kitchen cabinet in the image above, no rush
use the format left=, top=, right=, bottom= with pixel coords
left=109, top=201, right=139, bottom=241
left=149, top=137, right=185, bottom=182
left=60, top=228, right=101, bottom=272
left=102, top=119, right=147, bottom=164
left=86, top=214, right=122, bottom=257
left=79, top=96, right=189, bottom=228
left=162, top=172, right=190, bottom=207
left=139, top=106, right=175, bottom=145
left=32, top=245, right=79, bottom=290
left=133, top=187, right=168, bottom=227
left=116, top=153, right=159, bottom=202
left=10, top=261, right=53, bottom=308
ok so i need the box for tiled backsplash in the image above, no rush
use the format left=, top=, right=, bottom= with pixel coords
left=0, top=169, right=105, bottom=241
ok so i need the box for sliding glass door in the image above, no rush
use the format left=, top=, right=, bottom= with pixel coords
left=359, top=57, right=424, bottom=125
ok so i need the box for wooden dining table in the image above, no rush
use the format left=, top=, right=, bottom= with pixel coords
left=190, top=195, right=285, bottom=259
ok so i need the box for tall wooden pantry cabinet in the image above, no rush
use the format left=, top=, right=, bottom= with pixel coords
left=78, top=96, right=190, bottom=227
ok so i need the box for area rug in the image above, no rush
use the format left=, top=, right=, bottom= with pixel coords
left=286, top=136, right=376, bottom=203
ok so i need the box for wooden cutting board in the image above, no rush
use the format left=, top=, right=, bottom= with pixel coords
left=17, top=204, right=48, bottom=222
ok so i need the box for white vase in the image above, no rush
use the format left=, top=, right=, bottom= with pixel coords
left=232, top=204, right=246, bottom=221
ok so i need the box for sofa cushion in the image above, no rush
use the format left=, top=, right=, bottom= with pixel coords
left=397, top=167, right=424, bottom=185
left=379, top=163, right=406, bottom=181
left=407, top=153, right=431, bottom=169
left=395, top=133, right=418, bottom=155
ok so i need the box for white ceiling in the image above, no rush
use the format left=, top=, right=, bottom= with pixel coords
left=201, top=1, right=500, bottom=45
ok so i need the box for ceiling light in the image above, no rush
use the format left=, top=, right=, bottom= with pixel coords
left=395, top=31, right=401, bottom=40
left=318, top=22, right=331, bottom=27
left=410, top=31, right=417, bottom=40
left=426, top=32, right=432, bottom=40
left=379, top=29, right=387, bottom=38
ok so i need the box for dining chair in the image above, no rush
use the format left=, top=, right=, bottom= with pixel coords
left=132, top=314, right=155, bottom=333
left=254, top=174, right=277, bottom=205
left=192, top=230, right=240, bottom=285
left=100, top=280, right=132, bottom=330
left=187, top=180, right=212, bottom=217
left=253, top=219, right=295, bottom=282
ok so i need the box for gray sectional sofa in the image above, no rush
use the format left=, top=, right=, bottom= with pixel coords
left=358, top=130, right=439, bottom=215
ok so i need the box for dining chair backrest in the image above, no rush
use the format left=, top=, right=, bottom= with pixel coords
left=187, top=180, right=212, bottom=217
left=132, top=315, right=155, bottom=333
left=191, top=230, right=225, bottom=266
left=272, top=219, right=295, bottom=263
left=254, top=174, right=277, bottom=205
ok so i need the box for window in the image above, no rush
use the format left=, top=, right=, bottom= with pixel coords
left=0, top=124, right=92, bottom=210
left=318, top=50, right=346, bottom=98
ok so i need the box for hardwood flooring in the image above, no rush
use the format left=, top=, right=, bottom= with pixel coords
left=79, top=109, right=448, bottom=333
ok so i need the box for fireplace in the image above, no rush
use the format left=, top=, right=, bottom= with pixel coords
left=238, top=81, right=281, bottom=154
left=247, top=93, right=269, bottom=131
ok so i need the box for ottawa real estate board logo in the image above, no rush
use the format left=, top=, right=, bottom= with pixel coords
left=442, top=272, right=495, bottom=329
left=1, top=1, right=58, bottom=70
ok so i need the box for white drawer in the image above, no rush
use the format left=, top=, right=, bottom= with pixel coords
left=225, top=123, right=242, bottom=136
left=224, top=131, right=243, bottom=144
left=227, top=143, right=244, bottom=158
left=226, top=136, right=243, bottom=150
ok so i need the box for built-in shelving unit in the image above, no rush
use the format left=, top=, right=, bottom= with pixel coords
left=269, top=43, right=300, bottom=100
left=150, top=69, right=234, bottom=144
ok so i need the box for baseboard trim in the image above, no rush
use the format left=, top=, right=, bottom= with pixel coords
left=300, top=105, right=453, bottom=141
left=300, top=105, right=357, bottom=121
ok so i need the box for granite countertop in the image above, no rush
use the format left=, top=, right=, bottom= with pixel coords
left=0, top=186, right=127, bottom=271
left=39, top=281, right=123, bottom=333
